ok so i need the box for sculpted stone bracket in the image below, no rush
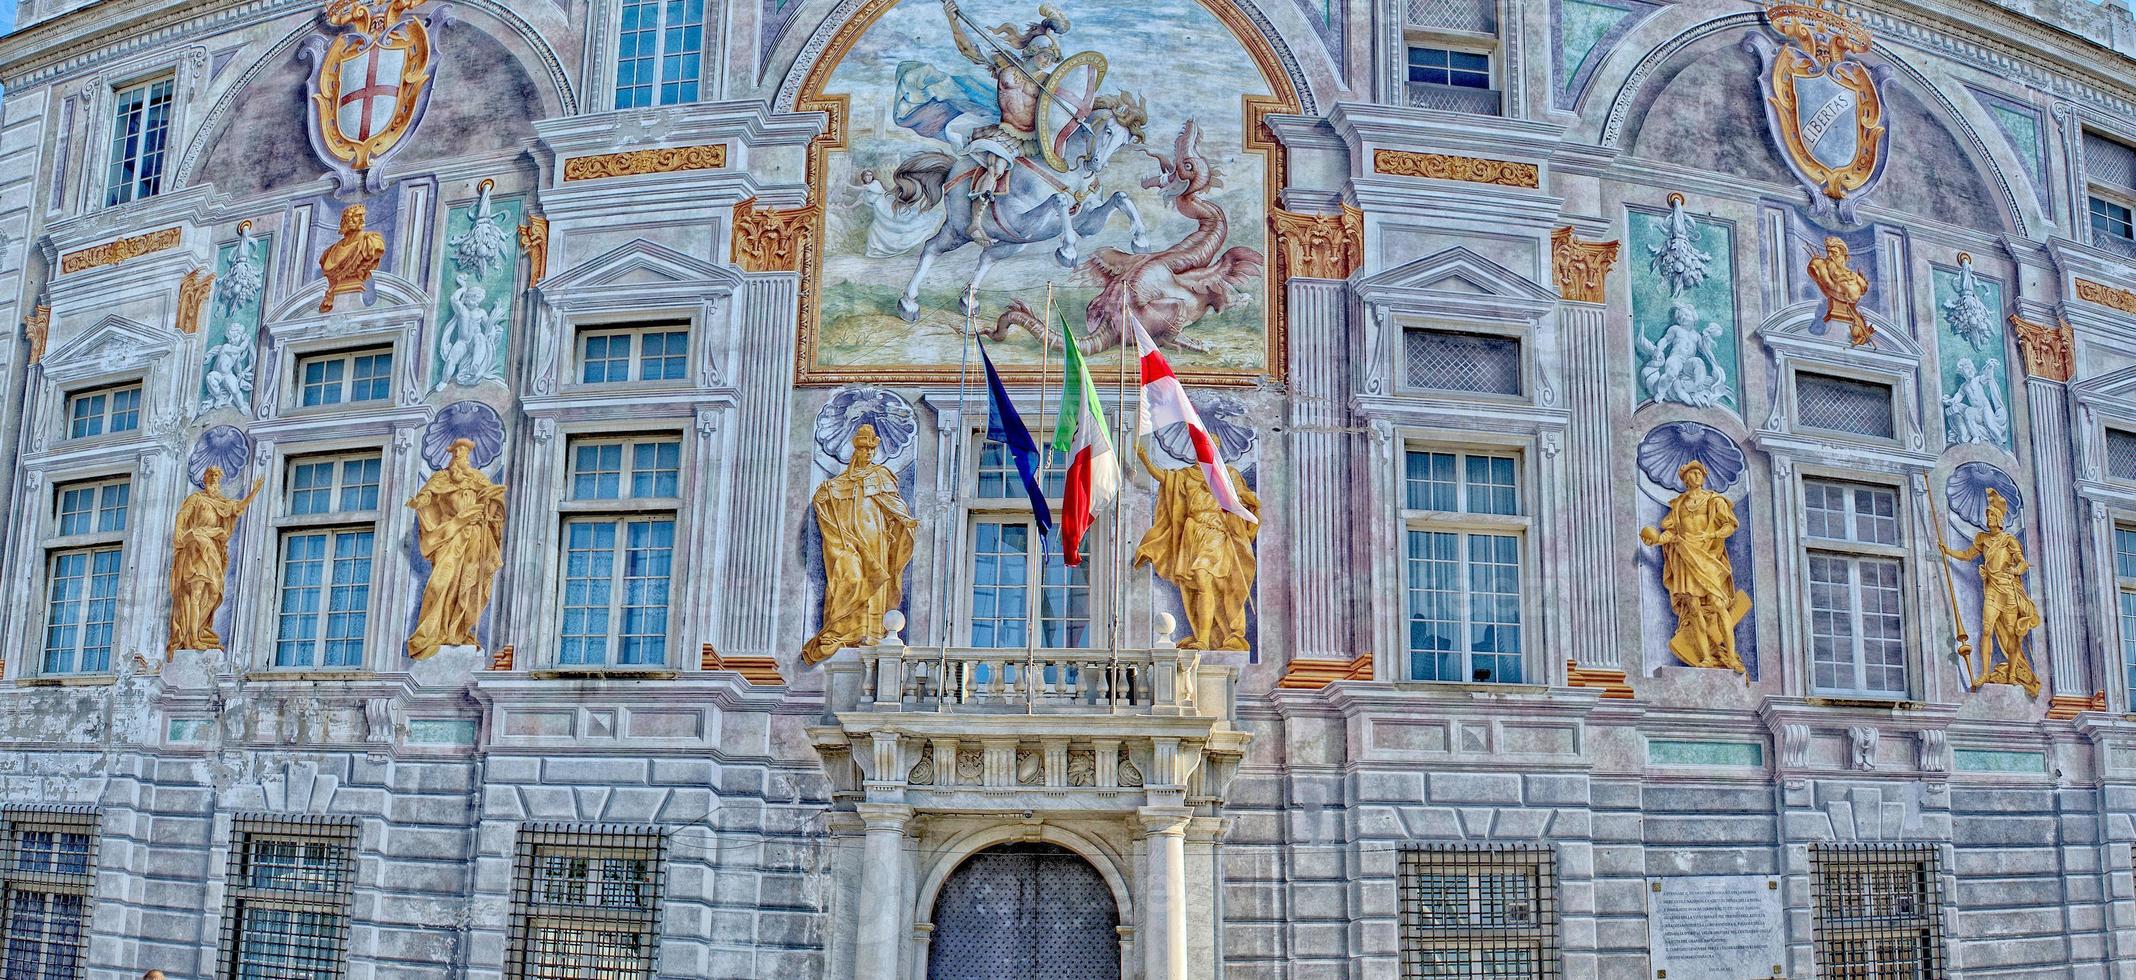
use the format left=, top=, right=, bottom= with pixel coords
left=22, top=305, right=50, bottom=364
left=177, top=267, right=215, bottom=335
left=561, top=143, right=728, bottom=181
left=1372, top=148, right=1540, bottom=189
left=59, top=227, right=182, bottom=275
left=1551, top=226, right=1620, bottom=305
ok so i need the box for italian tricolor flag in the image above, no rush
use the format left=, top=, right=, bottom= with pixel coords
left=1051, top=316, right=1120, bottom=566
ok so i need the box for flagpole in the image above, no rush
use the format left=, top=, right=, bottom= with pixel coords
left=1112, top=291, right=1130, bottom=659
left=942, top=285, right=977, bottom=661
left=1033, top=284, right=1055, bottom=672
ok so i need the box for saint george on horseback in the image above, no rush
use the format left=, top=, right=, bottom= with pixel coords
left=944, top=0, right=1067, bottom=246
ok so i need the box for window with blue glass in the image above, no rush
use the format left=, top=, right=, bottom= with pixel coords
left=2118, top=527, right=2136, bottom=701
left=578, top=323, right=690, bottom=385
left=42, top=479, right=130, bottom=676
left=105, top=77, right=174, bottom=206
left=614, top=0, right=705, bottom=109
left=276, top=454, right=384, bottom=670
left=2092, top=196, right=2134, bottom=245
left=969, top=438, right=1089, bottom=648
left=296, top=348, right=393, bottom=408
left=1803, top=479, right=1907, bottom=698
left=560, top=436, right=682, bottom=667
left=1406, top=47, right=1491, bottom=89
left=1402, top=449, right=1525, bottom=683
left=65, top=383, right=141, bottom=440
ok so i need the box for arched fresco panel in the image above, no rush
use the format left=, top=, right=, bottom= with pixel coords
left=792, top=0, right=1298, bottom=384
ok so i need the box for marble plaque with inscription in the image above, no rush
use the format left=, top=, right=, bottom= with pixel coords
left=1647, top=874, right=1786, bottom=979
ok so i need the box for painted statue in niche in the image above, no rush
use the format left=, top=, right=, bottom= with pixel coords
left=168, top=467, right=264, bottom=652
left=1938, top=478, right=2040, bottom=697
left=1743, top=1, right=1890, bottom=224
left=407, top=436, right=507, bottom=660
left=1806, top=236, right=1872, bottom=346
left=1933, top=255, right=2013, bottom=450
left=1134, top=436, right=1259, bottom=651
left=319, top=204, right=386, bottom=313
left=801, top=0, right=1286, bottom=379
left=303, top=0, right=443, bottom=194
left=1630, top=196, right=1738, bottom=410
left=434, top=182, right=522, bottom=389
left=1634, top=422, right=1758, bottom=678
left=198, top=223, right=270, bottom=416
left=804, top=424, right=919, bottom=664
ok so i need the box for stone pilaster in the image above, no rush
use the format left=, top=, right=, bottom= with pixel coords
left=719, top=273, right=799, bottom=661
left=1285, top=277, right=1351, bottom=661
left=1139, top=806, right=1192, bottom=980
left=853, top=802, right=912, bottom=980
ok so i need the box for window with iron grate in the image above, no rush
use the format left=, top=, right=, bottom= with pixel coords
left=1810, top=843, right=1947, bottom=979
left=1399, top=843, right=1561, bottom=979
left=0, top=806, right=100, bottom=980
left=2106, top=429, right=2136, bottom=483
left=1404, top=328, right=1522, bottom=396
left=506, top=824, right=667, bottom=980
left=215, top=816, right=358, bottom=980
left=1796, top=372, right=1895, bottom=439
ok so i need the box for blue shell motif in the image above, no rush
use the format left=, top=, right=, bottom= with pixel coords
left=1948, top=461, right=2023, bottom=531
left=815, top=385, right=918, bottom=465
left=1635, top=421, right=1746, bottom=492
left=1154, top=393, right=1256, bottom=464
left=423, top=401, right=506, bottom=470
left=188, top=425, right=252, bottom=487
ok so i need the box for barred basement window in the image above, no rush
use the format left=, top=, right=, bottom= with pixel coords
left=0, top=806, right=100, bottom=980
left=2107, top=429, right=2136, bottom=483
left=507, top=824, right=667, bottom=980
left=1796, top=372, right=1895, bottom=439
left=1399, top=843, right=1560, bottom=979
left=1811, top=843, right=1947, bottom=978
left=215, top=816, right=358, bottom=980
left=1404, top=328, right=1522, bottom=396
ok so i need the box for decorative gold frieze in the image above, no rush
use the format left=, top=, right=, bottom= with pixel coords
left=23, top=305, right=50, bottom=364
left=2009, top=313, right=2075, bottom=382
left=518, top=212, right=549, bottom=288
left=731, top=196, right=818, bottom=274
left=177, top=267, right=215, bottom=335
left=2074, top=277, right=2136, bottom=316
left=1372, top=149, right=1539, bottom=188
left=561, top=143, right=727, bottom=181
left=60, top=227, right=182, bottom=274
left=1550, top=226, right=1620, bottom=304
left=1270, top=205, right=1363, bottom=281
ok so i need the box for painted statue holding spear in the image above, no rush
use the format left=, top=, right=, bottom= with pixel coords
left=1935, top=487, right=2041, bottom=697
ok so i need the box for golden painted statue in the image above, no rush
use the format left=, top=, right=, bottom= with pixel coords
left=1940, top=488, right=2041, bottom=696
left=803, top=425, right=918, bottom=664
left=167, top=467, right=263, bottom=651
left=406, top=438, right=507, bottom=660
left=1806, top=236, right=1872, bottom=346
left=319, top=204, right=386, bottom=313
left=1133, top=441, right=1260, bottom=650
left=1638, top=460, right=1751, bottom=673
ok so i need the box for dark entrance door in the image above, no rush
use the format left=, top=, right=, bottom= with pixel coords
left=926, top=842, right=1122, bottom=980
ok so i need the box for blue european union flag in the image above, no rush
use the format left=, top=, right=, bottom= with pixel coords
left=978, top=339, right=1053, bottom=534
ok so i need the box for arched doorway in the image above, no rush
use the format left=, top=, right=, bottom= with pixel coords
left=927, top=843, right=1122, bottom=980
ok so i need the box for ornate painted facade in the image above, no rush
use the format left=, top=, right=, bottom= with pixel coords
left=1, top=0, right=2136, bottom=977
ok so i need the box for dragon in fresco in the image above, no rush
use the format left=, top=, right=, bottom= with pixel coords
left=987, top=120, right=1263, bottom=354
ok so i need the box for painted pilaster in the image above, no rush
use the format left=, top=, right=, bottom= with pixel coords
left=1560, top=300, right=1618, bottom=669
left=720, top=272, right=798, bottom=661
left=2027, top=376, right=2089, bottom=697
left=1285, top=277, right=1351, bottom=661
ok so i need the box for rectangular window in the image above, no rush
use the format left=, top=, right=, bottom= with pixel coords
left=1810, top=844, right=1946, bottom=978
left=1406, top=47, right=1492, bottom=89
left=506, top=824, right=666, bottom=980
left=65, top=383, right=142, bottom=440
left=2118, top=527, right=2136, bottom=702
left=968, top=438, right=1090, bottom=648
left=1398, top=843, right=1560, bottom=979
left=0, top=806, right=99, bottom=980
left=297, top=348, right=394, bottom=408
left=577, top=323, right=691, bottom=385
left=43, top=479, right=130, bottom=676
left=1402, top=450, right=1525, bottom=683
left=215, top=817, right=358, bottom=980
left=2107, top=429, right=2136, bottom=483
left=1796, top=372, right=1896, bottom=439
left=560, top=437, right=682, bottom=667
left=1804, top=479, right=1908, bottom=697
left=2092, top=196, right=2135, bottom=244
left=276, top=453, right=383, bottom=670
left=1403, top=329, right=1521, bottom=396
left=105, top=77, right=174, bottom=206
left=614, top=0, right=705, bottom=109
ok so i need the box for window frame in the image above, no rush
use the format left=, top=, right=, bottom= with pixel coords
left=37, top=475, right=133, bottom=678
left=1799, top=476, right=1913, bottom=699
left=611, top=0, right=708, bottom=110
left=1808, top=843, right=1948, bottom=978
left=2116, top=525, right=2136, bottom=707
left=2090, top=193, right=2135, bottom=246
left=552, top=433, right=687, bottom=669
left=62, top=380, right=144, bottom=442
left=1397, top=443, right=1533, bottom=686
left=1397, top=842, right=1561, bottom=979
left=0, top=805, right=100, bottom=980
left=960, top=433, right=1100, bottom=650
left=103, top=73, right=176, bottom=208
left=570, top=320, right=695, bottom=389
left=214, top=816, right=360, bottom=980
left=270, top=451, right=387, bottom=672
left=1792, top=368, right=1900, bottom=443
left=289, top=344, right=398, bottom=414
left=506, top=823, right=668, bottom=980
left=1396, top=319, right=1529, bottom=404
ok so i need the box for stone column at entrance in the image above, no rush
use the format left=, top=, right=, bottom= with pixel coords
left=856, top=803, right=913, bottom=980
left=1139, top=807, right=1192, bottom=980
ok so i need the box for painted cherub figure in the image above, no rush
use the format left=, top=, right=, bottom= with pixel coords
left=1807, top=236, right=1872, bottom=346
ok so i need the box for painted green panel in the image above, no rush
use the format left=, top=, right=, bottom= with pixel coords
left=1648, top=739, right=1765, bottom=767
left=407, top=719, right=479, bottom=745
left=1560, top=0, right=1632, bottom=89
left=1952, top=748, right=2045, bottom=773
left=1630, top=207, right=1739, bottom=410
left=1987, top=105, right=2044, bottom=186
left=197, top=233, right=270, bottom=411
left=166, top=718, right=212, bottom=744
left=1932, top=263, right=2012, bottom=451
left=432, top=192, right=524, bottom=389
